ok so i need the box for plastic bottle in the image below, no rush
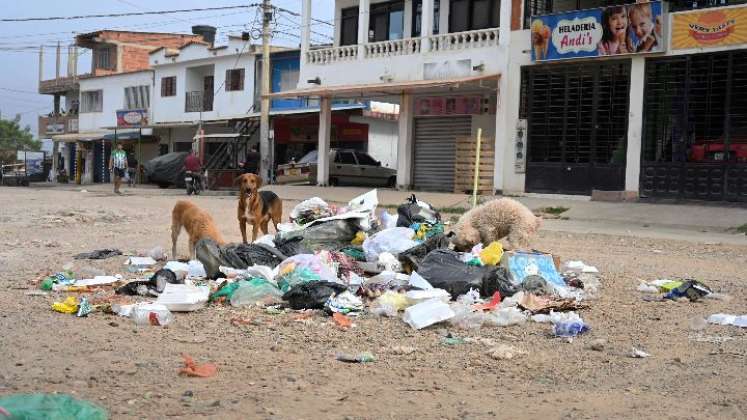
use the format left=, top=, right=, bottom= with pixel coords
left=130, top=303, right=174, bottom=326
left=553, top=321, right=589, bottom=337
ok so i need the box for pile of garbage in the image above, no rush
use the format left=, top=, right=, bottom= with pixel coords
left=40, top=189, right=602, bottom=340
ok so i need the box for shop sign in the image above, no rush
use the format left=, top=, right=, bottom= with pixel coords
left=672, top=6, right=747, bottom=50
left=530, top=1, right=663, bottom=62
left=116, top=109, right=148, bottom=128
left=415, top=95, right=483, bottom=116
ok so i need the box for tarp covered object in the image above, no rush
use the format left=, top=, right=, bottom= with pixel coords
left=144, top=152, right=188, bottom=188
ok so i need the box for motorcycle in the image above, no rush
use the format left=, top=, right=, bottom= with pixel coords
left=185, top=171, right=203, bottom=195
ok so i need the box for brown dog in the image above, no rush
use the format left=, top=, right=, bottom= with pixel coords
left=236, top=173, right=282, bottom=243
left=171, top=200, right=225, bottom=259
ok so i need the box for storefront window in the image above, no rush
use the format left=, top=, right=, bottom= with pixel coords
left=340, top=7, right=359, bottom=46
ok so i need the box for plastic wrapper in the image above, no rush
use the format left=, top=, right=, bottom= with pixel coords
left=130, top=303, right=173, bottom=326
left=277, top=252, right=337, bottom=285
left=380, top=211, right=398, bottom=230
left=362, top=227, right=418, bottom=262
left=230, top=278, right=283, bottom=307
left=290, top=197, right=332, bottom=225
left=76, top=297, right=92, bottom=317
left=325, top=290, right=364, bottom=314
left=479, top=242, right=504, bottom=266
left=371, top=290, right=411, bottom=317
left=0, top=394, right=108, bottom=420
left=377, top=252, right=402, bottom=272
left=51, top=296, right=78, bottom=314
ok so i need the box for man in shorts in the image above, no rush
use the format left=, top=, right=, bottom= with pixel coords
left=109, top=143, right=127, bottom=194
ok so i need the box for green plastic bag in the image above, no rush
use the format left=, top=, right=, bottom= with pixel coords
left=209, top=281, right=242, bottom=302
left=0, top=393, right=108, bottom=420
left=230, top=278, right=283, bottom=307
left=276, top=267, right=321, bottom=293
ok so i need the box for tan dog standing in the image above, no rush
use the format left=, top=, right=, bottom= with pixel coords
left=236, top=173, right=283, bottom=243
left=452, top=198, right=542, bottom=251
left=171, top=200, right=225, bottom=259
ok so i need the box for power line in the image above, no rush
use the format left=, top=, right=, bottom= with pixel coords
left=0, top=87, right=40, bottom=95
left=1, top=5, right=260, bottom=23
left=273, top=6, right=333, bottom=27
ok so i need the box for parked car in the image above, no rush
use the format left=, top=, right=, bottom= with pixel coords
left=144, top=152, right=188, bottom=188
left=276, top=149, right=396, bottom=187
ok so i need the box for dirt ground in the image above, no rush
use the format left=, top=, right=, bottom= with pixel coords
left=1, top=186, right=746, bottom=420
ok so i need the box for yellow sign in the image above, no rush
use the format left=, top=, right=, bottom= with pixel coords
left=672, top=6, right=747, bottom=49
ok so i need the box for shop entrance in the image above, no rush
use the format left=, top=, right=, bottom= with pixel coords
left=640, top=51, right=747, bottom=201
left=523, top=61, right=630, bottom=195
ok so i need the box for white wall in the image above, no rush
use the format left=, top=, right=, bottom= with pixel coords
left=78, top=70, right=154, bottom=131
left=150, top=41, right=257, bottom=124
left=350, top=115, right=398, bottom=168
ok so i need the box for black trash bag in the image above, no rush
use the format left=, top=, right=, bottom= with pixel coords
left=282, top=281, right=348, bottom=310
left=74, top=249, right=122, bottom=260
left=279, top=219, right=360, bottom=252
left=398, top=233, right=452, bottom=273
left=396, top=194, right=441, bottom=227
left=116, top=268, right=181, bottom=296
left=195, top=239, right=287, bottom=279
left=417, top=249, right=516, bottom=299
left=274, top=235, right=312, bottom=257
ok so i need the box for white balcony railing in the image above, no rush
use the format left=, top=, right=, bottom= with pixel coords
left=306, top=28, right=500, bottom=65
left=307, top=45, right=358, bottom=64
left=428, top=28, right=499, bottom=52
left=364, top=38, right=421, bottom=58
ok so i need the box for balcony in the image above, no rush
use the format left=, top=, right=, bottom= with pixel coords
left=38, top=114, right=79, bottom=137
left=185, top=91, right=213, bottom=113
left=306, top=28, right=499, bottom=64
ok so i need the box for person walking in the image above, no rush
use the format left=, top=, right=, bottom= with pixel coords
left=127, top=153, right=138, bottom=187
left=109, top=143, right=127, bottom=194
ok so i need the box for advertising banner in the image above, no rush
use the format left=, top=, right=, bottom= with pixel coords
left=116, top=109, right=148, bottom=128
left=530, top=1, right=663, bottom=61
left=672, top=6, right=747, bottom=50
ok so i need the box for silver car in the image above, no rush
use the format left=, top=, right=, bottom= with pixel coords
left=276, top=149, right=396, bottom=187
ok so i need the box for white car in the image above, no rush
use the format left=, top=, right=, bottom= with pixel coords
left=276, top=149, right=396, bottom=187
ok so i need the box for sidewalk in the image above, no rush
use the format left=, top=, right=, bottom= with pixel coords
left=27, top=182, right=747, bottom=245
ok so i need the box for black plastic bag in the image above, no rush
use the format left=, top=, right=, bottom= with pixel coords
left=396, top=194, right=441, bottom=227
left=279, top=219, right=360, bottom=252
left=417, top=249, right=516, bottom=299
left=74, top=249, right=122, bottom=260
left=282, top=281, right=347, bottom=310
left=274, top=236, right=312, bottom=257
left=195, top=239, right=287, bottom=279
left=398, top=233, right=452, bottom=273
left=116, top=268, right=180, bottom=296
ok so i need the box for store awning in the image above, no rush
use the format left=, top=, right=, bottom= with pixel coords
left=103, top=130, right=154, bottom=141
left=265, top=74, right=500, bottom=99
left=192, top=133, right=245, bottom=140
left=51, top=131, right=109, bottom=143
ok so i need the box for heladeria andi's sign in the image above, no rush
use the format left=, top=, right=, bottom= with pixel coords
left=530, top=1, right=664, bottom=61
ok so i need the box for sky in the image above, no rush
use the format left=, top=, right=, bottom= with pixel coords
left=0, top=0, right=334, bottom=137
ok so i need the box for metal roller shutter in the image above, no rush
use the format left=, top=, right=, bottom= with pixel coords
left=413, top=116, right=472, bottom=192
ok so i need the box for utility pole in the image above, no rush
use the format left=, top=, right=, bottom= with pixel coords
left=259, top=0, right=272, bottom=183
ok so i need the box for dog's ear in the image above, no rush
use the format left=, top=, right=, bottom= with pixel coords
left=233, top=174, right=245, bottom=186
left=253, top=174, right=263, bottom=189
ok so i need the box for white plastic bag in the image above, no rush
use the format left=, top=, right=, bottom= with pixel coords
left=362, top=227, right=418, bottom=262
left=380, top=211, right=398, bottom=230
left=290, top=197, right=330, bottom=221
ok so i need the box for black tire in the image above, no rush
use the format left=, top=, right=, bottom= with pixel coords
left=386, top=176, right=396, bottom=188
left=187, top=185, right=194, bottom=195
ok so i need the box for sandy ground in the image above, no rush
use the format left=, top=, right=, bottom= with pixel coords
left=1, top=186, right=746, bottom=420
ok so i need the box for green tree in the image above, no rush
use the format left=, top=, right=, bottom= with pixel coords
left=0, top=114, right=40, bottom=152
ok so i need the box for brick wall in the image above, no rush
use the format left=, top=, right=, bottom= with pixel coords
left=121, top=46, right=153, bottom=73
left=98, top=31, right=204, bottom=48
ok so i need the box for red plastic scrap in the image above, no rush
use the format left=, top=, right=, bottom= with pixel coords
left=179, top=354, right=218, bottom=378
left=333, top=312, right=353, bottom=329
left=472, top=292, right=502, bottom=311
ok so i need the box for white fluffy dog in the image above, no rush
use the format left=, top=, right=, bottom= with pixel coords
left=452, top=198, right=542, bottom=251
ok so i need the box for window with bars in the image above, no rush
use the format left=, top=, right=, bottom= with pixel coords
left=123, top=85, right=150, bottom=110
left=525, top=61, right=630, bottom=164
left=340, top=7, right=359, bottom=46
left=161, top=76, right=176, bottom=97
left=225, top=68, right=245, bottom=91
left=643, top=51, right=747, bottom=164
left=95, top=46, right=114, bottom=70
left=80, top=90, right=103, bottom=113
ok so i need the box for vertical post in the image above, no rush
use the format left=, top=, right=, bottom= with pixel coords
left=358, top=0, right=371, bottom=58
left=72, top=46, right=78, bottom=77
left=300, top=0, right=312, bottom=63
left=53, top=95, right=60, bottom=114
left=625, top=56, right=645, bottom=198
left=38, top=46, right=44, bottom=83
left=51, top=141, right=59, bottom=183
left=101, top=138, right=105, bottom=184
left=67, top=45, right=72, bottom=77
left=499, top=0, right=512, bottom=45
left=421, top=0, right=434, bottom=51
left=396, top=92, right=414, bottom=189
left=472, top=128, right=483, bottom=207
left=317, top=96, right=332, bottom=186
left=259, top=0, right=272, bottom=183
left=55, top=42, right=61, bottom=80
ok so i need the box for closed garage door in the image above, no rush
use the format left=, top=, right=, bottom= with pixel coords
left=413, top=116, right=472, bottom=191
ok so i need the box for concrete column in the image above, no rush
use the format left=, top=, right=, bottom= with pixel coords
left=493, top=73, right=509, bottom=193
left=38, top=46, right=44, bottom=83
left=421, top=0, right=434, bottom=37
left=357, top=0, right=371, bottom=58
left=625, top=56, right=645, bottom=196
left=55, top=42, right=61, bottom=79
left=499, top=0, right=512, bottom=45
left=51, top=141, right=59, bottom=183
left=396, top=93, right=414, bottom=189
left=439, top=0, right=450, bottom=34
left=300, top=0, right=312, bottom=63
left=317, top=96, right=332, bottom=186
